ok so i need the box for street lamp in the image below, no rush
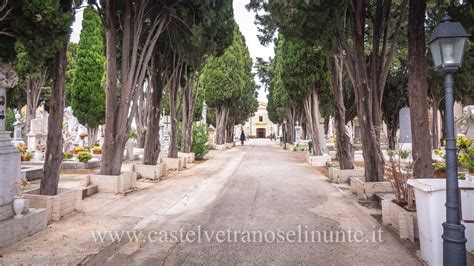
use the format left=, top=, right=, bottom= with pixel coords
left=283, top=119, right=287, bottom=150
left=429, top=14, right=469, bottom=266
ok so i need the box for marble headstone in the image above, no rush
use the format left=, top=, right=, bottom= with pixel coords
left=399, top=107, right=412, bottom=150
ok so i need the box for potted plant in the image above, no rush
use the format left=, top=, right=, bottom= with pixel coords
left=91, top=146, right=102, bottom=155
left=77, top=152, right=92, bottom=163
left=71, top=146, right=86, bottom=155
left=433, top=162, right=447, bottom=179
left=13, top=177, right=30, bottom=218
left=457, top=134, right=474, bottom=174
left=21, top=151, right=33, bottom=161
left=17, top=144, right=32, bottom=161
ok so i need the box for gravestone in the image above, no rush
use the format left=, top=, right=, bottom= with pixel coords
left=353, top=118, right=361, bottom=144
left=160, top=115, right=171, bottom=151
left=327, top=116, right=334, bottom=140
left=399, top=107, right=412, bottom=150
left=27, top=102, right=48, bottom=150
left=12, top=109, right=24, bottom=147
left=0, top=64, right=20, bottom=221
left=295, top=121, right=302, bottom=145
left=0, top=65, right=47, bottom=248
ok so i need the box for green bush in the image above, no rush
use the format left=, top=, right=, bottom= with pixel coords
left=191, top=123, right=209, bottom=160
left=63, top=152, right=74, bottom=160
left=77, top=152, right=92, bottom=163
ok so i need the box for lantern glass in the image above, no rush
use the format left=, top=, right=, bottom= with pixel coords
left=430, top=39, right=442, bottom=68
left=431, top=37, right=468, bottom=70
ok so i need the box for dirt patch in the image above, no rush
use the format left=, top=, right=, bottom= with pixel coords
left=313, top=166, right=329, bottom=178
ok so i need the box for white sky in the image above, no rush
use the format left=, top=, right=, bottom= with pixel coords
left=70, top=0, right=273, bottom=103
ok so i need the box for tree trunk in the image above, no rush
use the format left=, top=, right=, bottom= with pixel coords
left=286, top=107, right=296, bottom=144
left=340, top=0, right=407, bottom=182
left=215, top=104, right=228, bottom=145
left=23, top=70, right=47, bottom=139
left=100, top=2, right=122, bottom=175
left=303, top=84, right=326, bottom=155
left=181, top=71, right=199, bottom=153
left=301, top=121, right=307, bottom=140
left=40, top=4, right=71, bottom=195
left=143, top=52, right=164, bottom=165
left=100, top=1, right=169, bottom=175
left=168, top=60, right=182, bottom=158
left=225, top=120, right=234, bottom=143
left=407, top=0, right=434, bottom=178
left=328, top=54, right=354, bottom=169
left=135, top=80, right=148, bottom=149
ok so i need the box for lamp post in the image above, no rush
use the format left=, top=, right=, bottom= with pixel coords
left=429, top=15, right=469, bottom=266
left=283, top=119, right=287, bottom=150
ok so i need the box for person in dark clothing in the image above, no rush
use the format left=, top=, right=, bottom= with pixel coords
left=240, top=130, right=246, bottom=145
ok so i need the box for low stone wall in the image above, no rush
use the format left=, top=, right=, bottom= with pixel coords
left=20, top=165, right=43, bottom=181
left=24, top=188, right=82, bottom=223
left=131, top=163, right=166, bottom=180
left=178, top=152, right=195, bottom=163
left=61, top=159, right=101, bottom=170
left=160, top=157, right=185, bottom=171
left=215, top=144, right=226, bottom=151
left=307, top=154, right=331, bottom=166
left=351, top=177, right=393, bottom=200
left=87, top=173, right=137, bottom=194
left=0, top=208, right=47, bottom=248
left=23, top=159, right=101, bottom=170
left=334, top=168, right=365, bottom=184
left=382, top=200, right=418, bottom=242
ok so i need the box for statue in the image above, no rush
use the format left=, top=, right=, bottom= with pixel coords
left=456, top=106, right=474, bottom=138
left=12, top=110, right=24, bottom=142
left=0, top=64, right=19, bottom=133
left=201, top=101, right=208, bottom=125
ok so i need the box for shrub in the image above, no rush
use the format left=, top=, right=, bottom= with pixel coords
left=63, top=152, right=74, bottom=160
left=77, top=152, right=92, bottom=163
left=398, top=149, right=411, bottom=160
left=191, top=123, right=209, bottom=160
left=128, top=130, right=137, bottom=140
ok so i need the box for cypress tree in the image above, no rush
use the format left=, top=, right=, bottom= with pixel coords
left=70, top=7, right=105, bottom=145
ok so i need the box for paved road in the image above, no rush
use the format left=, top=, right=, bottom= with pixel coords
left=0, top=139, right=420, bottom=265
left=120, top=140, right=420, bottom=265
